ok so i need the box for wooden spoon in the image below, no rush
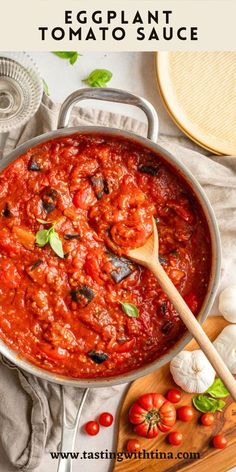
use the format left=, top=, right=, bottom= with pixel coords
left=128, top=218, right=236, bottom=401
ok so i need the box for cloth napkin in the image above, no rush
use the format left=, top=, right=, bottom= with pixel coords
left=0, top=94, right=236, bottom=471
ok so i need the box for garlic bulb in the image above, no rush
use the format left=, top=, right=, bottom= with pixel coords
left=170, top=350, right=215, bottom=393
left=214, top=325, right=236, bottom=374
left=219, top=285, right=236, bottom=322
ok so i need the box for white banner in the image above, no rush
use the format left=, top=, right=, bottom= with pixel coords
left=0, top=0, right=235, bottom=51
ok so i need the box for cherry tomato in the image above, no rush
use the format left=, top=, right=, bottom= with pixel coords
left=99, top=412, right=114, bottom=427
left=85, top=420, right=100, bottom=436
left=177, top=406, right=194, bottom=422
left=201, top=413, right=215, bottom=426
left=212, top=434, right=228, bottom=449
left=166, top=389, right=181, bottom=404
left=168, top=431, right=183, bottom=446
left=127, top=439, right=141, bottom=453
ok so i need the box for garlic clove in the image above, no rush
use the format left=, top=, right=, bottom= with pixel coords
left=214, top=325, right=236, bottom=374
left=170, top=350, right=215, bottom=393
left=219, top=285, right=236, bottom=323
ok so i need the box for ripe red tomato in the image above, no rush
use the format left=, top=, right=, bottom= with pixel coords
left=168, top=431, right=183, bottom=446
left=73, top=183, right=96, bottom=209
left=129, top=393, right=176, bottom=438
left=127, top=439, right=141, bottom=453
left=166, top=389, right=181, bottom=404
left=201, top=413, right=215, bottom=426
left=99, top=412, right=114, bottom=427
left=177, top=406, right=194, bottom=422
left=212, top=434, right=228, bottom=449
left=85, top=420, right=100, bottom=436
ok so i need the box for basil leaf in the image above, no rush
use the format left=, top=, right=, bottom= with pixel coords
left=69, top=52, right=79, bottom=65
left=42, top=79, right=49, bottom=96
left=206, top=378, right=230, bottom=398
left=83, top=69, right=113, bottom=88
left=36, top=229, right=50, bottom=247
left=193, top=395, right=226, bottom=413
left=49, top=230, right=64, bottom=258
left=121, top=302, right=139, bottom=318
left=52, top=51, right=80, bottom=65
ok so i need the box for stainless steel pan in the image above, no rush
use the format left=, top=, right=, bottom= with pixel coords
left=0, top=88, right=221, bottom=472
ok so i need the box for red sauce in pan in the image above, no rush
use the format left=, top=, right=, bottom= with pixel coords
left=0, top=134, right=211, bottom=378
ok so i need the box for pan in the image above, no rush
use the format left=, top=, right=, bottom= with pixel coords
left=0, top=88, right=221, bottom=471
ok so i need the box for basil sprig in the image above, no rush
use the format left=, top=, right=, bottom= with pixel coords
left=193, top=395, right=225, bottom=413
left=36, top=219, right=64, bottom=258
left=52, top=51, right=80, bottom=65
left=82, top=69, right=113, bottom=88
left=206, top=378, right=229, bottom=398
left=120, top=302, right=139, bottom=318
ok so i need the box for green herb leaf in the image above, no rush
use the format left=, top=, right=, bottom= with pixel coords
left=35, top=221, right=64, bottom=258
left=52, top=51, right=80, bottom=65
left=206, top=378, right=230, bottom=398
left=36, top=229, right=50, bottom=247
left=193, top=395, right=226, bottom=413
left=42, top=78, right=49, bottom=96
left=49, top=230, right=64, bottom=259
left=82, top=69, right=113, bottom=88
left=121, top=302, right=139, bottom=318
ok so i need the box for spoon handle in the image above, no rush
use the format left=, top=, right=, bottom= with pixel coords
left=150, top=260, right=236, bottom=401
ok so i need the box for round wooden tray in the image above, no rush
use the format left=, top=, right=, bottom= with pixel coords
left=155, top=52, right=236, bottom=156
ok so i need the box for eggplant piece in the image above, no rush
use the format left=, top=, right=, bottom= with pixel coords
left=64, top=233, right=80, bottom=240
left=103, top=179, right=109, bottom=194
left=30, top=260, right=44, bottom=271
left=161, top=301, right=167, bottom=315
left=138, top=165, right=158, bottom=176
left=90, top=175, right=110, bottom=199
left=159, top=255, right=167, bottom=265
left=2, top=203, right=12, bottom=218
left=28, top=158, right=41, bottom=171
left=161, top=320, right=174, bottom=334
left=70, top=285, right=95, bottom=307
left=41, top=187, right=58, bottom=213
left=87, top=350, right=109, bottom=364
left=107, top=253, right=134, bottom=283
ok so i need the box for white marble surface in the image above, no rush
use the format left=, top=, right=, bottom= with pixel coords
left=1, top=52, right=235, bottom=472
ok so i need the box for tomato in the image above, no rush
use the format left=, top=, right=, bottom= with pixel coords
left=85, top=420, right=100, bottom=436
left=201, top=413, right=215, bottom=426
left=129, top=393, right=176, bottom=438
left=168, top=431, right=183, bottom=446
left=166, top=389, right=181, bottom=404
left=116, top=338, right=136, bottom=353
left=73, top=183, right=96, bottom=209
left=177, top=406, right=194, bottom=422
left=99, top=412, right=113, bottom=427
left=212, top=434, right=228, bottom=449
left=38, top=343, right=69, bottom=361
left=127, top=439, right=141, bottom=453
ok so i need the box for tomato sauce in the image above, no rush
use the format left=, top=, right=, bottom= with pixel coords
left=0, top=134, right=211, bottom=378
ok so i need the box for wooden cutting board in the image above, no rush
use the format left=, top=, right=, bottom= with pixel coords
left=113, top=317, right=236, bottom=472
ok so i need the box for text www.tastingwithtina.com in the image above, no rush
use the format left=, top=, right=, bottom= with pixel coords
left=50, top=449, right=200, bottom=462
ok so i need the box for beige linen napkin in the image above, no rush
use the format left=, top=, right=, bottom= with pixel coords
left=0, top=94, right=236, bottom=471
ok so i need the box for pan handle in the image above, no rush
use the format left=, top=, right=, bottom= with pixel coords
left=57, top=88, right=159, bottom=142
left=57, top=386, right=89, bottom=472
